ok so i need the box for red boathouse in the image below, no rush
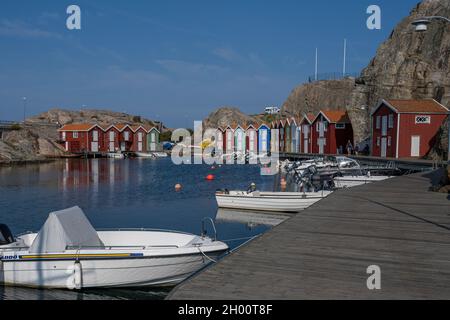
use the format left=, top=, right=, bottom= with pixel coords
left=311, top=110, right=353, bottom=155
left=371, top=99, right=449, bottom=158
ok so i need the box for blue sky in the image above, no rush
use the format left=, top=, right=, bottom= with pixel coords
left=0, top=0, right=420, bottom=128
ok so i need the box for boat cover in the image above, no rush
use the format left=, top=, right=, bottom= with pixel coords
left=29, top=206, right=104, bottom=253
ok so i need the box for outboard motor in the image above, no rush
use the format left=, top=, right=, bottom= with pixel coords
left=0, top=224, right=14, bottom=245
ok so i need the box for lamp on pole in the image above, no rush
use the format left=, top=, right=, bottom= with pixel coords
left=22, top=97, right=27, bottom=123
left=411, top=16, right=450, bottom=169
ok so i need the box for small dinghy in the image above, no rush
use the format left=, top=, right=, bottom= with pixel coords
left=134, top=152, right=156, bottom=158
left=333, top=174, right=392, bottom=189
left=215, top=190, right=332, bottom=213
left=107, top=152, right=125, bottom=159
left=152, top=152, right=168, bottom=158
left=0, top=207, right=228, bottom=289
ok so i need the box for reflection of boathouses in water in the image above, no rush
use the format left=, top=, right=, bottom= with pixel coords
left=58, top=159, right=144, bottom=206
left=215, top=208, right=292, bottom=229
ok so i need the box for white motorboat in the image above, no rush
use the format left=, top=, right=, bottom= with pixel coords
left=215, top=190, right=333, bottom=213
left=333, top=174, right=392, bottom=189
left=107, top=152, right=125, bottom=159
left=135, top=152, right=156, bottom=158
left=0, top=207, right=228, bottom=289
left=152, top=152, right=168, bottom=158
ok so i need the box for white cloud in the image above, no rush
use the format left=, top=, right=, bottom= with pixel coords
left=156, top=59, right=229, bottom=76
left=0, top=19, right=62, bottom=39
left=212, top=47, right=242, bottom=62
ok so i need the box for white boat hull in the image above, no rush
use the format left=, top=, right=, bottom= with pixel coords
left=107, top=153, right=125, bottom=159
left=135, top=152, right=155, bottom=158
left=333, top=176, right=392, bottom=189
left=0, top=230, right=228, bottom=289
left=0, top=251, right=224, bottom=289
left=216, top=191, right=332, bottom=213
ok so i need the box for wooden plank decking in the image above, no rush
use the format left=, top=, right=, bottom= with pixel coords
left=168, top=170, right=450, bottom=300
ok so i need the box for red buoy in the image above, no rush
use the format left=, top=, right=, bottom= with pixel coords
left=206, top=174, right=215, bottom=181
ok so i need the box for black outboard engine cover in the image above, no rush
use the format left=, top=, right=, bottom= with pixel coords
left=0, top=224, right=14, bottom=245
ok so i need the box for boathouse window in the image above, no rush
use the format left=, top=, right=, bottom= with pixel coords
left=73, top=132, right=79, bottom=139
left=335, top=123, right=346, bottom=129
left=376, top=116, right=381, bottom=129
left=388, top=114, right=394, bottom=128
left=415, top=116, right=431, bottom=124
left=138, top=132, right=143, bottom=142
left=376, top=137, right=380, bottom=147
left=62, top=132, right=66, bottom=141
left=124, top=131, right=130, bottom=141
left=388, top=136, right=392, bottom=147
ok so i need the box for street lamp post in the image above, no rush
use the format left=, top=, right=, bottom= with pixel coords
left=412, top=16, right=450, bottom=171
left=22, top=97, right=27, bottom=123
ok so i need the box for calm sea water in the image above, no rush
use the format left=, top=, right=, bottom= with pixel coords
left=0, top=158, right=289, bottom=300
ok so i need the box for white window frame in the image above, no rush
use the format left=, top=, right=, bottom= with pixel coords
left=138, top=132, right=143, bottom=142
left=376, top=137, right=380, bottom=147
left=415, top=115, right=431, bottom=124
left=376, top=116, right=381, bottom=129
left=92, top=130, right=98, bottom=142
left=388, top=114, right=394, bottom=128
left=62, top=132, right=66, bottom=141
left=335, top=123, right=346, bottom=129
left=124, top=131, right=130, bottom=141
left=109, top=131, right=115, bottom=141
left=73, top=131, right=79, bottom=139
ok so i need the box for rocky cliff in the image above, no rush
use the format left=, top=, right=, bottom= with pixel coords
left=282, top=0, right=450, bottom=156
left=0, top=109, right=163, bottom=163
left=203, top=107, right=260, bottom=130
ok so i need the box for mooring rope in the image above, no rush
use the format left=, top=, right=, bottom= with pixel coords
left=198, top=247, right=217, bottom=263
left=220, top=236, right=258, bottom=243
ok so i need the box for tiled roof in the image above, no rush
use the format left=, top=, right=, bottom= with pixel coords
left=320, top=110, right=350, bottom=123
left=113, top=124, right=130, bottom=131
left=58, top=124, right=97, bottom=131
left=385, top=99, right=448, bottom=113
left=306, top=113, right=316, bottom=122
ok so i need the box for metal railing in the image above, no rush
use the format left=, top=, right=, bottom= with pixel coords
left=307, top=72, right=360, bottom=82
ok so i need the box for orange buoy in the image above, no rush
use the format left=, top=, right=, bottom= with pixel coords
left=175, top=183, right=182, bottom=191
left=206, top=174, right=215, bottom=181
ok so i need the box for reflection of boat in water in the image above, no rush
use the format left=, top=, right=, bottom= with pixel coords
left=0, top=207, right=228, bottom=289
left=215, top=208, right=292, bottom=228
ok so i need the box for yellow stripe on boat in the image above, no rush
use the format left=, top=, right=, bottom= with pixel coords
left=21, top=253, right=133, bottom=259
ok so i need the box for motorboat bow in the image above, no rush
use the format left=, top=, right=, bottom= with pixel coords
left=0, top=207, right=228, bottom=289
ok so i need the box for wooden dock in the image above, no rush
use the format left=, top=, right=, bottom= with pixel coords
left=168, top=170, right=450, bottom=300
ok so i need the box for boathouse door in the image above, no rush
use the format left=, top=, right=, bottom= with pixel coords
left=150, top=132, right=156, bottom=151
left=381, top=137, right=387, bottom=158
left=318, top=138, right=325, bottom=154
left=92, top=130, right=99, bottom=152
left=261, top=130, right=267, bottom=153
left=303, top=125, right=309, bottom=153
left=381, top=116, right=388, bottom=136
left=249, top=131, right=255, bottom=153
left=138, top=132, right=143, bottom=152
left=109, top=132, right=115, bottom=152
left=411, top=136, right=420, bottom=157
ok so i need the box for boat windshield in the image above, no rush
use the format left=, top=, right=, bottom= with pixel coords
left=29, top=206, right=104, bottom=253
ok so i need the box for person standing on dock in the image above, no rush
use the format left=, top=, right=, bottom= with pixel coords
left=346, top=140, right=353, bottom=156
